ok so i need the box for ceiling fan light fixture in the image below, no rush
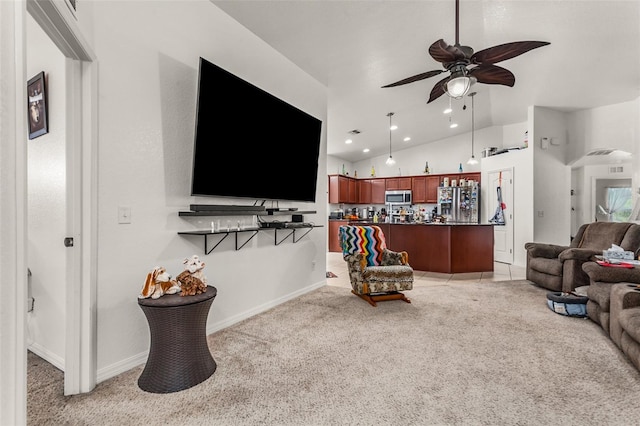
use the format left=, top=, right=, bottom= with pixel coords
left=446, top=75, right=471, bottom=99
left=381, top=0, right=550, bottom=105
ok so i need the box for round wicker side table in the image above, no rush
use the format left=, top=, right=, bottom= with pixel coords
left=137, top=286, right=217, bottom=393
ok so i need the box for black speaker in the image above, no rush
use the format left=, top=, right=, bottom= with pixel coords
left=292, top=214, right=303, bottom=223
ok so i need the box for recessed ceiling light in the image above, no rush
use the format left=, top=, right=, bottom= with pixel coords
left=363, top=148, right=370, bottom=153
left=390, top=125, right=398, bottom=131
left=443, top=107, right=452, bottom=114
left=345, top=139, right=353, bottom=144
left=404, top=137, right=411, bottom=142
left=450, top=123, right=458, bottom=129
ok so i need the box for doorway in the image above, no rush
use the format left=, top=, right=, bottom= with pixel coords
left=26, top=0, right=97, bottom=396
left=487, top=168, right=514, bottom=264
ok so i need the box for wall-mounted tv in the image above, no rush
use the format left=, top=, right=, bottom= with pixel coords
left=191, top=57, right=323, bottom=203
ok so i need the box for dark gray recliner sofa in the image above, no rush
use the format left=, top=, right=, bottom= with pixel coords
left=582, top=260, right=640, bottom=333
left=524, top=222, right=640, bottom=293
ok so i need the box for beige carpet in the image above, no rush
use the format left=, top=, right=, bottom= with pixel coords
left=28, top=280, right=640, bottom=425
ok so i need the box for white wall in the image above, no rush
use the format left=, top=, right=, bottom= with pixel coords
left=26, top=13, right=67, bottom=369
left=327, top=156, right=353, bottom=177
left=532, top=106, right=571, bottom=245
left=567, top=98, right=640, bottom=214
left=83, top=1, right=327, bottom=380
left=351, top=125, right=503, bottom=178
left=567, top=99, right=639, bottom=164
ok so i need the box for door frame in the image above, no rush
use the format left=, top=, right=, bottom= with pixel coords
left=27, top=0, right=97, bottom=396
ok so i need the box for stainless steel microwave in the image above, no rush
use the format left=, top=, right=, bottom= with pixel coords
left=385, top=190, right=412, bottom=205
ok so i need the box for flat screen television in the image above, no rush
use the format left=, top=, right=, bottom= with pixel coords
left=191, top=57, right=323, bottom=203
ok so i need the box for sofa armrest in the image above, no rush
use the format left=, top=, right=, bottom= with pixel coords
left=381, top=248, right=410, bottom=266
left=524, top=242, right=568, bottom=259
left=582, top=261, right=640, bottom=284
left=559, top=248, right=600, bottom=262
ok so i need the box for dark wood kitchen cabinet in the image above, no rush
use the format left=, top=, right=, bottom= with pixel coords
left=385, top=177, right=412, bottom=190
left=371, top=179, right=386, bottom=204
left=328, top=175, right=356, bottom=204
left=411, top=177, right=427, bottom=203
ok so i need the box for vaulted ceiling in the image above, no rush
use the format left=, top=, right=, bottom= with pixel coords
left=212, top=0, right=640, bottom=163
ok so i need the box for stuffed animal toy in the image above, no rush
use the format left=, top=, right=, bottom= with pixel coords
left=176, top=255, right=208, bottom=296
left=139, top=266, right=181, bottom=299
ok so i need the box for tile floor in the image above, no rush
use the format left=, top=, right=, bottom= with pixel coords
left=326, top=251, right=527, bottom=289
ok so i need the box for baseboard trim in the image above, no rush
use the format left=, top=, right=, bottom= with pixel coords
left=28, top=342, right=64, bottom=372
left=96, top=280, right=326, bottom=384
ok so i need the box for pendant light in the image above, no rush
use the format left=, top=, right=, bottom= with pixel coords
left=385, top=112, right=396, bottom=166
left=467, top=92, right=478, bottom=165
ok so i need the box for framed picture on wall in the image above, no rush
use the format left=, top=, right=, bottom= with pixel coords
left=27, top=71, right=48, bottom=140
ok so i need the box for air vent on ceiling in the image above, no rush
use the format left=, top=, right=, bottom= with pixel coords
left=587, top=149, right=614, bottom=156
left=348, top=129, right=361, bottom=135
left=609, top=166, right=624, bottom=173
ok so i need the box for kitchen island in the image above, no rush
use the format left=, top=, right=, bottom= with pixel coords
left=338, top=222, right=494, bottom=273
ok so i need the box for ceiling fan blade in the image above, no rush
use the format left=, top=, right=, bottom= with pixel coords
left=428, top=39, right=467, bottom=64
left=469, top=65, right=515, bottom=87
left=427, top=76, right=450, bottom=103
left=471, top=41, right=550, bottom=65
left=381, top=69, right=444, bottom=88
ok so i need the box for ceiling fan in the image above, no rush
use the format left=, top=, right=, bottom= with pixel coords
left=382, top=0, right=550, bottom=103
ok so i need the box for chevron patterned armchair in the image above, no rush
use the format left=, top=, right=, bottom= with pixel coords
left=339, top=225, right=414, bottom=307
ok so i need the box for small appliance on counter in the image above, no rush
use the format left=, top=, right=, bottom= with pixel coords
left=329, top=210, right=344, bottom=220
left=367, top=207, right=376, bottom=219
left=387, top=204, right=415, bottom=223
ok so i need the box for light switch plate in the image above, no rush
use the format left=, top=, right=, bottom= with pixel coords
left=540, top=138, right=549, bottom=149
left=118, top=206, right=131, bottom=224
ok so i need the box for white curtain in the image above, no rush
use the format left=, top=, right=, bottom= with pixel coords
left=598, top=187, right=632, bottom=221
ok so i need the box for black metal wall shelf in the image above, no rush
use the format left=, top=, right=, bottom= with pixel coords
left=178, top=210, right=317, bottom=217
left=178, top=225, right=323, bottom=255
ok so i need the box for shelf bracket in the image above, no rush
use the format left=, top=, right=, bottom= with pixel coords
left=293, top=228, right=313, bottom=243
left=204, top=233, right=230, bottom=255
left=178, top=224, right=322, bottom=254
left=235, top=230, right=259, bottom=250
left=274, top=229, right=295, bottom=246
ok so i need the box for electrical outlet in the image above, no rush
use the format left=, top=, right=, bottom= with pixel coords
left=537, top=210, right=544, bottom=218
left=118, top=206, right=132, bottom=224
left=311, top=260, right=316, bottom=270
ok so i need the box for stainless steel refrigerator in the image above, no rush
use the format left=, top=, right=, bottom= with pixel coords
left=437, top=183, right=480, bottom=223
